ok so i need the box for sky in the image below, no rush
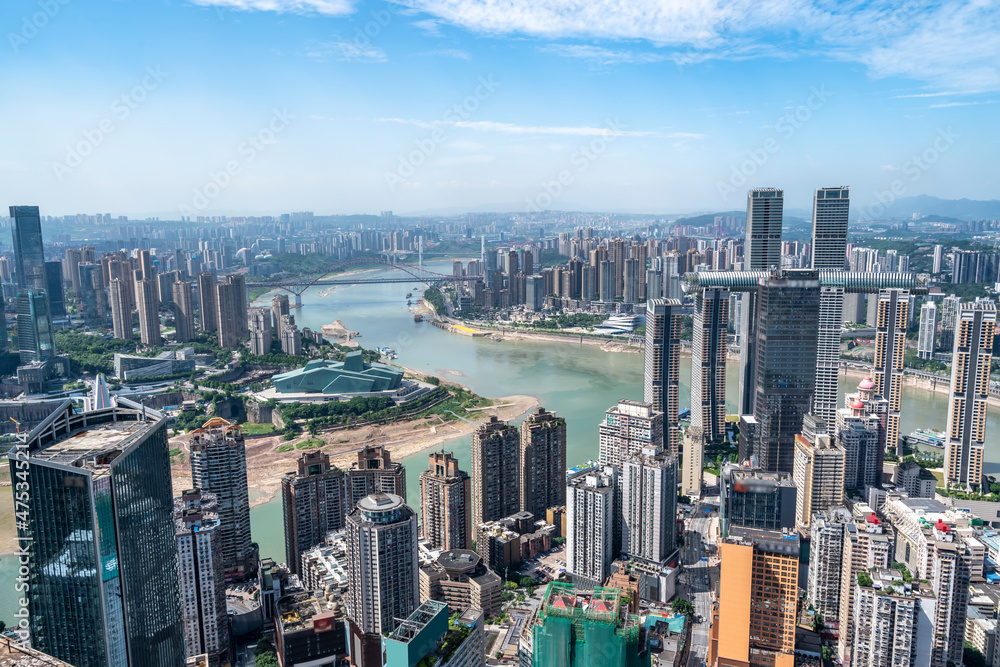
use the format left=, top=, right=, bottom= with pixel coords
left=2, top=0, right=999, bottom=218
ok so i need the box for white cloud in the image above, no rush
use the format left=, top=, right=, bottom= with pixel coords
left=412, top=18, right=444, bottom=36
left=375, top=117, right=700, bottom=138
left=307, top=41, right=387, bottom=62
left=541, top=44, right=666, bottom=66
left=420, top=48, right=471, bottom=60
left=396, top=0, right=1000, bottom=92
left=190, top=0, right=354, bottom=16
left=928, top=99, right=997, bottom=108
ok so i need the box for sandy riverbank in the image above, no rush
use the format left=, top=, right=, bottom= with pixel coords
left=320, top=319, right=361, bottom=348
left=169, top=377, right=538, bottom=507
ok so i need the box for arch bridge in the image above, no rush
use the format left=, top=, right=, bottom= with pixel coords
left=250, top=257, right=466, bottom=297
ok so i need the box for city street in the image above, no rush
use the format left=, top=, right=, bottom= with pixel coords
left=681, top=495, right=720, bottom=667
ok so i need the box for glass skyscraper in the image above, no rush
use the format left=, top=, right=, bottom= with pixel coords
left=8, top=398, right=184, bottom=666
left=10, top=205, right=47, bottom=291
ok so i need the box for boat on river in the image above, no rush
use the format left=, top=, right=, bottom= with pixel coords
left=414, top=314, right=423, bottom=322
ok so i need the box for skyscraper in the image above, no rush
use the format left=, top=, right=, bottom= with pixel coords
left=172, top=280, right=195, bottom=343
left=682, top=426, right=706, bottom=499
left=851, top=570, right=932, bottom=667
left=9, top=398, right=184, bottom=666
left=109, top=278, right=132, bottom=340
left=419, top=450, right=472, bottom=551
left=944, top=300, right=996, bottom=490
left=198, top=271, right=218, bottom=332
left=598, top=399, right=664, bottom=468
left=837, top=506, right=892, bottom=661
left=873, top=288, right=909, bottom=454
left=806, top=507, right=850, bottom=622
left=708, top=528, right=799, bottom=667
left=174, top=489, right=230, bottom=666
left=135, top=277, right=161, bottom=346
left=248, top=307, right=273, bottom=355
left=738, top=188, right=784, bottom=417
left=189, top=417, right=256, bottom=580
left=811, top=187, right=850, bottom=423
left=621, top=447, right=677, bottom=564
left=282, top=450, right=347, bottom=575
left=280, top=313, right=302, bottom=355
left=917, top=300, right=938, bottom=360
left=10, top=205, right=48, bottom=291
left=216, top=274, right=247, bottom=348
left=78, top=263, right=108, bottom=325
left=566, top=464, right=619, bottom=584
left=16, top=290, right=56, bottom=364
left=751, top=269, right=821, bottom=473
left=644, top=298, right=684, bottom=455
left=346, top=493, right=419, bottom=636
left=45, top=260, right=66, bottom=318
left=691, top=288, right=729, bottom=441
left=933, top=244, right=944, bottom=274
left=346, top=445, right=407, bottom=508
left=519, top=407, right=567, bottom=517
left=471, top=416, right=520, bottom=527
left=836, top=398, right=882, bottom=490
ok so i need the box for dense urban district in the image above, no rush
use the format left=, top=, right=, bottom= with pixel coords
left=4, top=191, right=1000, bottom=667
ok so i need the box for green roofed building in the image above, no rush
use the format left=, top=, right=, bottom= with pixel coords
left=531, top=582, right=645, bottom=667
left=272, top=351, right=404, bottom=395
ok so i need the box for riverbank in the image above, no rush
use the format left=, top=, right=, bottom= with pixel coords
left=169, top=369, right=538, bottom=508
left=443, top=319, right=645, bottom=354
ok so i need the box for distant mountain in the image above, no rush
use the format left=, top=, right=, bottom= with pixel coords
left=858, top=196, right=1000, bottom=222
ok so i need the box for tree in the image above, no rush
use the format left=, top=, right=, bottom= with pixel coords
left=671, top=596, right=695, bottom=617
left=964, top=643, right=986, bottom=667
left=519, top=576, right=536, bottom=588
left=812, top=614, right=824, bottom=632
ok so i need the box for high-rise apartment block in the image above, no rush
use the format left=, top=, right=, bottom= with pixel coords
left=792, top=415, right=844, bottom=528
left=944, top=300, right=996, bottom=489
left=837, top=505, right=892, bottom=661
left=621, top=447, right=677, bottom=564
left=249, top=307, right=273, bottom=355
left=873, top=288, right=909, bottom=454
left=9, top=399, right=184, bottom=666
left=420, top=450, right=472, bottom=551
left=519, top=407, right=567, bottom=517
left=471, top=416, right=520, bottom=526
left=346, top=493, right=419, bottom=636
left=682, top=426, right=706, bottom=498
left=837, top=399, right=882, bottom=491
left=566, top=464, right=619, bottom=584
left=136, top=277, right=162, bottom=345
left=751, top=269, right=821, bottom=472
left=347, top=445, right=407, bottom=508
left=644, top=298, right=684, bottom=454
left=709, top=528, right=799, bottom=667
left=918, top=300, right=938, bottom=360
left=109, top=278, right=132, bottom=339
left=189, top=417, right=256, bottom=580
left=175, top=489, right=230, bottom=666
left=215, top=273, right=247, bottom=348
left=811, top=187, right=850, bottom=424
left=280, top=313, right=302, bottom=355
left=282, top=450, right=347, bottom=575
left=691, top=288, right=729, bottom=441
left=272, top=293, right=290, bottom=334
left=173, top=280, right=196, bottom=343
left=598, top=399, right=663, bottom=468
left=198, top=271, right=218, bottom=332
left=851, top=570, right=935, bottom=667
left=807, top=507, right=851, bottom=623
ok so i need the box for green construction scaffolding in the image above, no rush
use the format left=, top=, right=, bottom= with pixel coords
left=532, top=582, right=646, bottom=667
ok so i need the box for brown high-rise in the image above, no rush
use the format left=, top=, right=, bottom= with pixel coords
left=419, top=451, right=471, bottom=551
left=346, top=445, right=406, bottom=508
left=215, top=274, right=247, bottom=348
left=471, top=416, right=520, bottom=527
left=518, top=408, right=567, bottom=518
left=109, top=278, right=132, bottom=340
left=172, top=280, right=195, bottom=343
left=281, top=450, right=347, bottom=575
left=197, top=272, right=218, bottom=332
left=135, top=277, right=161, bottom=346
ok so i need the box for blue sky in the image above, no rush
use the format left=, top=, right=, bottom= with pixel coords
left=2, top=0, right=999, bottom=217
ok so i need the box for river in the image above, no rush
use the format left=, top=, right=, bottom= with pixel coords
left=2, top=261, right=996, bottom=625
